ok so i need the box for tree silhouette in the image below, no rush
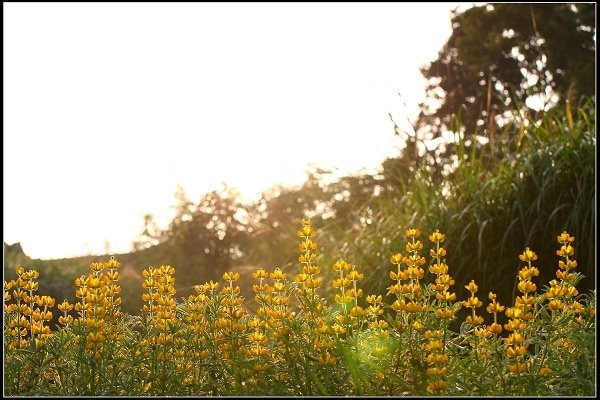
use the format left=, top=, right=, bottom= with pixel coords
left=418, top=3, right=595, bottom=142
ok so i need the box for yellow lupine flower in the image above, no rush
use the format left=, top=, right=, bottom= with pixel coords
left=270, top=268, right=287, bottom=280
left=390, top=253, right=403, bottom=264
left=406, top=240, right=424, bottom=252
left=557, top=231, right=574, bottom=244
left=426, top=353, right=448, bottom=364
left=411, top=321, right=424, bottom=331
left=436, top=291, right=457, bottom=302
left=318, top=351, right=337, bottom=366
left=508, top=362, right=527, bottom=373
left=332, top=259, right=351, bottom=271
left=429, top=263, right=449, bottom=275
left=504, top=331, right=525, bottom=345
left=428, top=379, right=448, bottom=391
left=404, top=228, right=420, bottom=237
left=436, top=308, right=455, bottom=319
left=506, top=345, right=527, bottom=357
left=222, top=272, right=240, bottom=281
left=517, top=280, right=537, bottom=293
left=426, top=367, right=448, bottom=376
left=429, top=247, right=447, bottom=258
left=486, top=323, right=502, bottom=334
left=425, top=340, right=443, bottom=352
left=332, top=323, right=346, bottom=334
left=518, top=248, right=538, bottom=262
left=465, top=315, right=484, bottom=325
left=425, top=330, right=443, bottom=339
left=556, top=245, right=575, bottom=257
left=465, top=280, right=478, bottom=293
left=428, top=230, right=445, bottom=243
left=463, top=296, right=482, bottom=308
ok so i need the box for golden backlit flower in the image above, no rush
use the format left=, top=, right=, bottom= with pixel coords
left=486, top=323, right=502, bottom=334
left=463, top=296, right=482, bottom=308
left=428, top=230, right=446, bottom=243
left=556, top=245, right=575, bottom=257
left=465, top=280, right=478, bottom=293
left=557, top=231, right=574, bottom=244
left=518, top=248, right=538, bottom=262
left=404, top=228, right=420, bottom=238
left=465, top=315, right=484, bottom=325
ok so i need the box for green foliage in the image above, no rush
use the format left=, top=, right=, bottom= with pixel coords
left=322, top=99, right=595, bottom=309
left=419, top=3, right=595, bottom=139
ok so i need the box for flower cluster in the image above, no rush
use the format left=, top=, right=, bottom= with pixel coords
left=2, top=222, right=595, bottom=396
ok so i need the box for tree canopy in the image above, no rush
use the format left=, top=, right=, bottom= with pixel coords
left=418, top=3, right=595, bottom=140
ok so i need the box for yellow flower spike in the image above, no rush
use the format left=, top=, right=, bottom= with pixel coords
left=222, top=272, right=240, bottom=281
left=504, top=319, right=526, bottom=331
left=486, top=323, right=502, bottom=334
left=429, top=247, right=447, bottom=258
left=474, top=327, right=492, bottom=338
left=404, top=228, right=420, bottom=238
left=332, top=323, right=346, bottom=335
left=424, top=330, right=444, bottom=339
left=297, top=225, right=315, bottom=238
left=318, top=351, right=337, bottom=366
left=436, top=308, right=456, bottom=319
left=505, top=331, right=525, bottom=345
left=366, top=294, right=382, bottom=304
left=406, top=240, right=424, bottom=253
left=88, top=277, right=102, bottom=289
left=252, top=268, right=269, bottom=279
left=548, top=299, right=565, bottom=311
left=412, top=321, right=424, bottom=331
left=557, top=231, right=575, bottom=244
left=28, top=270, right=40, bottom=280
left=425, top=340, right=444, bottom=352
left=465, top=280, right=478, bottom=293
left=24, top=281, right=39, bottom=291
left=390, top=253, right=403, bottom=265
left=270, top=268, right=287, bottom=280
left=517, top=281, right=537, bottom=294
left=90, top=262, right=104, bottom=272
left=426, top=366, right=448, bottom=376
left=436, top=291, right=457, bottom=302
left=506, top=345, right=527, bottom=357
left=518, top=248, right=538, bottom=262
left=556, top=245, right=575, bottom=257
left=347, top=270, right=364, bottom=281
left=332, top=259, right=350, bottom=271
left=429, top=230, right=446, bottom=243
left=436, top=274, right=455, bottom=286
left=463, top=296, right=483, bottom=308
left=465, top=315, right=484, bottom=325
left=349, top=306, right=367, bottom=318
left=159, top=265, right=175, bottom=275
left=428, top=380, right=448, bottom=392
left=203, top=281, right=220, bottom=292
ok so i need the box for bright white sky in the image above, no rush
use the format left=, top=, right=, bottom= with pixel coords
left=4, top=2, right=473, bottom=259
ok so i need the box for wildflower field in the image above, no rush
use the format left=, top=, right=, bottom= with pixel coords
left=3, top=219, right=595, bottom=396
